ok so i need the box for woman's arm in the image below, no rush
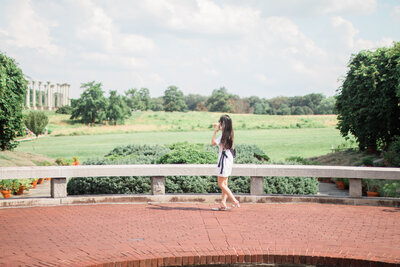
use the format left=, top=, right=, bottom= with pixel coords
left=211, top=124, right=220, bottom=146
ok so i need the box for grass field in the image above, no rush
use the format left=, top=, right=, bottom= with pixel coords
left=43, top=111, right=338, bottom=136
left=16, top=128, right=348, bottom=162
left=14, top=111, right=352, bottom=162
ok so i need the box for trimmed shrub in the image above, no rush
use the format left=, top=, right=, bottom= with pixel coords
left=67, top=142, right=318, bottom=196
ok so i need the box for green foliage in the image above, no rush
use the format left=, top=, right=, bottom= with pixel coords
left=315, top=96, right=336, bottom=114
left=0, top=53, right=27, bottom=150
left=157, top=142, right=216, bottom=164
left=124, top=88, right=152, bottom=111
left=107, top=90, right=130, bottom=125
left=285, top=156, right=320, bottom=165
left=150, top=97, right=164, bottom=111
left=185, top=94, right=208, bottom=111
left=361, top=156, right=374, bottom=166
left=55, top=105, right=73, bottom=114
left=163, top=86, right=187, bottom=112
left=264, top=176, right=318, bottom=195
left=0, top=179, right=14, bottom=191
left=23, top=111, right=49, bottom=137
left=336, top=42, right=400, bottom=150
left=67, top=142, right=317, bottom=196
left=70, top=81, right=108, bottom=124
left=383, top=136, right=400, bottom=167
left=206, top=87, right=234, bottom=112
left=382, top=182, right=400, bottom=198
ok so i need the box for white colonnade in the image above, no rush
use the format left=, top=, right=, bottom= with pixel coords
left=25, top=81, right=71, bottom=110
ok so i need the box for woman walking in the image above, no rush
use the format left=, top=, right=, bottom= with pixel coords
left=211, top=115, right=240, bottom=210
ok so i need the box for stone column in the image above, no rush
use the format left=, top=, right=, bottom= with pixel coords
left=38, top=81, right=43, bottom=110
left=43, top=83, right=48, bottom=109
left=68, top=84, right=71, bottom=106
left=50, top=84, right=55, bottom=110
left=32, top=81, right=36, bottom=110
left=26, top=81, right=31, bottom=109
left=62, top=83, right=66, bottom=106
left=47, top=82, right=51, bottom=110
left=56, top=83, right=60, bottom=108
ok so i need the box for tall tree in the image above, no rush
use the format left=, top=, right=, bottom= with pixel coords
left=185, top=94, right=208, bottom=111
left=124, top=88, right=151, bottom=111
left=107, top=90, right=129, bottom=125
left=0, top=53, right=27, bottom=150
left=163, top=86, right=187, bottom=112
left=70, top=81, right=108, bottom=124
left=336, top=42, right=400, bottom=151
left=206, top=87, right=234, bottom=112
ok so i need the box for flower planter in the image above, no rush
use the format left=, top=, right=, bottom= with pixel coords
left=367, top=191, right=379, bottom=197
left=336, top=181, right=345, bottom=190
left=45, top=178, right=51, bottom=181
left=1, top=190, right=11, bottom=198
left=16, top=186, right=25, bottom=195
left=37, top=178, right=45, bottom=184
left=31, top=180, right=38, bottom=188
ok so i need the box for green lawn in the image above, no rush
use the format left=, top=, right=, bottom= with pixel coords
left=16, top=128, right=347, bottom=162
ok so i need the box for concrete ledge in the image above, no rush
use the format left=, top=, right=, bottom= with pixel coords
left=2, top=164, right=400, bottom=180
left=1, top=194, right=400, bottom=208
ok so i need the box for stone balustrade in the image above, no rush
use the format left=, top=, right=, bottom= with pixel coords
left=25, top=80, right=71, bottom=110
left=1, top=164, right=399, bottom=199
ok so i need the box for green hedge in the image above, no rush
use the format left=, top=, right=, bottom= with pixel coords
left=67, top=143, right=318, bottom=195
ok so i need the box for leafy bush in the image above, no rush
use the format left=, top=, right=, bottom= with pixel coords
left=264, top=176, right=318, bottom=195
left=67, top=142, right=318, bottom=196
left=56, top=105, right=73, bottom=114
left=24, top=111, right=49, bottom=137
left=384, top=136, right=400, bottom=167
left=158, top=142, right=216, bottom=164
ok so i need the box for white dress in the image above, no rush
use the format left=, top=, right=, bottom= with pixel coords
left=215, top=135, right=234, bottom=177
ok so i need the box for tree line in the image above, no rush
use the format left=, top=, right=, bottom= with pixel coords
left=66, top=83, right=336, bottom=125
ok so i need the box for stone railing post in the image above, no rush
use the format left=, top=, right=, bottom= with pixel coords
left=250, top=176, right=264, bottom=195
left=349, top=178, right=362, bottom=197
left=51, top=178, right=67, bottom=198
left=151, top=176, right=165, bottom=195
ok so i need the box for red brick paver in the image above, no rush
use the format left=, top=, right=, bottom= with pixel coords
left=0, top=203, right=399, bottom=266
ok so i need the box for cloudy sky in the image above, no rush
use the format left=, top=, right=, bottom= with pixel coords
left=0, top=0, right=399, bottom=99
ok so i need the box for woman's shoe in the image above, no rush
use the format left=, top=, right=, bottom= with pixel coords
left=232, top=201, right=240, bottom=208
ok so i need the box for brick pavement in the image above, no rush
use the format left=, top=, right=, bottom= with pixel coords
left=0, top=203, right=399, bottom=266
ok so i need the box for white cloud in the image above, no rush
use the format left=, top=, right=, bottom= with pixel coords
left=331, top=16, right=393, bottom=52
left=318, top=0, right=377, bottom=15
left=331, top=16, right=359, bottom=49
left=254, top=74, right=273, bottom=85
left=391, top=6, right=400, bottom=21
left=74, top=0, right=157, bottom=56
left=1, top=0, right=62, bottom=56
left=204, top=68, right=219, bottom=76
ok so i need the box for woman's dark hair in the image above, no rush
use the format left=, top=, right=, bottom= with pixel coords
left=219, top=115, right=234, bottom=150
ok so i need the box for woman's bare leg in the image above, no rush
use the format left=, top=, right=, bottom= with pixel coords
left=218, top=177, right=238, bottom=205
left=218, top=177, right=228, bottom=208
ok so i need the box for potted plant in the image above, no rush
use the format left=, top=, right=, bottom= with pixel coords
left=31, top=178, right=38, bottom=188
left=0, top=180, right=14, bottom=198
left=365, top=179, right=380, bottom=197
left=15, top=179, right=32, bottom=195
left=335, top=178, right=345, bottom=190
left=72, top=157, right=79, bottom=166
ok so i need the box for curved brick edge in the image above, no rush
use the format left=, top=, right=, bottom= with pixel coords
left=2, top=194, right=400, bottom=208
left=87, top=253, right=399, bottom=267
